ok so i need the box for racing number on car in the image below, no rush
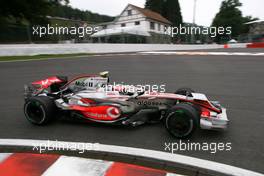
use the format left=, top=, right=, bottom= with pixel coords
left=88, top=82, right=93, bottom=87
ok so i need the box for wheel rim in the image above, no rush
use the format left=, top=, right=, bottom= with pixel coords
left=167, top=110, right=193, bottom=137
left=25, top=101, right=45, bottom=124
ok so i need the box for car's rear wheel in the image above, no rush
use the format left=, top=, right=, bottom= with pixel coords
left=24, top=96, right=56, bottom=125
left=165, top=103, right=199, bottom=138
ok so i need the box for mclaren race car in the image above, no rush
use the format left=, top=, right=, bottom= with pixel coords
left=24, top=71, right=228, bottom=138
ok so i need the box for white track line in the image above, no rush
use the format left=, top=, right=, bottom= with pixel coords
left=139, top=51, right=264, bottom=56
left=0, top=139, right=263, bottom=176
left=0, top=153, right=12, bottom=163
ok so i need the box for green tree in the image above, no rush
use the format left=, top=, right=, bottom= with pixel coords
left=162, top=0, right=183, bottom=26
left=145, top=0, right=182, bottom=26
left=145, top=0, right=164, bottom=14
left=0, top=0, right=69, bottom=24
left=212, top=0, right=256, bottom=43
left=50, top=5, right=114, bottom=23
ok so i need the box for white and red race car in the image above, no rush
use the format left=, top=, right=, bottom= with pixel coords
left=24, top=71, right=228, bottom=138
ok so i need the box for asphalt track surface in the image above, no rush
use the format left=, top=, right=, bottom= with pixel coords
left=0, top=49, right=264, bottom=173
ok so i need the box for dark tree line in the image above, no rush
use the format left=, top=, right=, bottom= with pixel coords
left=145, top=0, right=183, bottom=26
left=0, top=0, right=114, bottom=25
left=0, top=0, right=69, bottom=24
left=50, top=5, right=114, bottom=23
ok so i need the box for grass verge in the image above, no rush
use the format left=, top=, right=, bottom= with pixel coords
left=0, top=53, right=92, bottom=62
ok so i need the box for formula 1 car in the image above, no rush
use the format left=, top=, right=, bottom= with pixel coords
left=24, top=71, right=228, bottom=138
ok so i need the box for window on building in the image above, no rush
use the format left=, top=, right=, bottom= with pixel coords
left=135, top=21, right=140, bottom=25
left=164, top=25, right=168, bottom=32
left=150, top=22, right=155, bottom=30
left=121, top=23, right=126, bottom=27
left=158, top=24, right=161, bottom=31
left=128, top=10, right=132, bottom=16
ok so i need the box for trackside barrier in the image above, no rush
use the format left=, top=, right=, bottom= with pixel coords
left=0, top=139, right=263, bottom=176
left=247, top=42, right=264, bottom=48
left=223, top=43, right=249, bottom=49
left=0, top=44, right=223, bottom=56
left=224, top=43, right=264, bottom=49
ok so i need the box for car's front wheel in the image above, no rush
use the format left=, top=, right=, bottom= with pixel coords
left=165, top=103, right=199, bottom=138
left=24, top=96, right=56, bottom=125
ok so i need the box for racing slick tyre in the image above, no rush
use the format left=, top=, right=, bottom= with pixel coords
left=165, top=103, right=199, bottom=139
left=24, top=96, right=56, bottom=125
left=175, top=88, right=201, bottom=116
left=175, top=88, right=195, bottom=97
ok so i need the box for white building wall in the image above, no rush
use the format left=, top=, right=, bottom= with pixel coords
left=147, top=20, right=170, bottom=34
left=117, top=6, right=144, bottom=22
left=140, top=20, right=150, bottom=31
left=95, top=4, right=172, bottom=41
left=114, top=6, right=146, bottom=30
left=106, top=5, right=170, bottom=35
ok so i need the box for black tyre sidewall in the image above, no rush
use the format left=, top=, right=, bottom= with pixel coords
left=166, top=104, right=199, bottom=138
left=24, top=96, right=56, bottom=125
